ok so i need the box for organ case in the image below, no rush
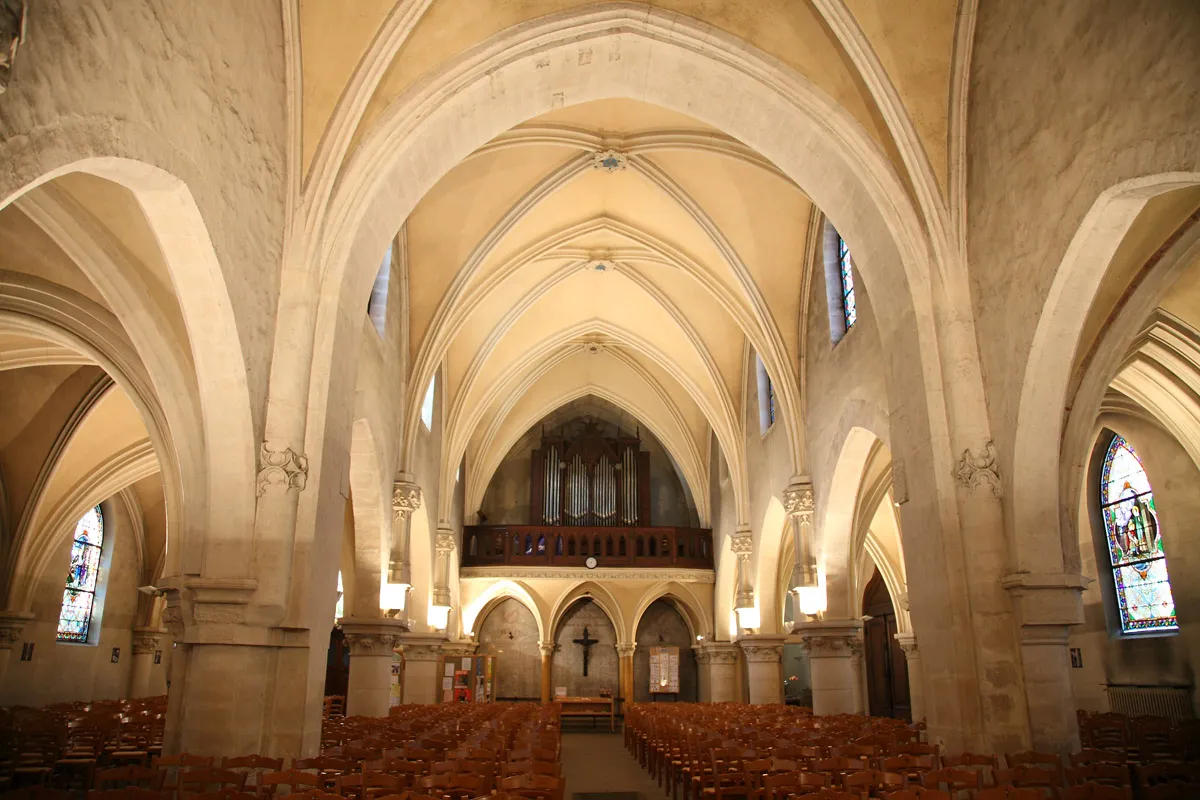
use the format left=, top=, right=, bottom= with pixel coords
left=530, top=421, right=650, bottom=526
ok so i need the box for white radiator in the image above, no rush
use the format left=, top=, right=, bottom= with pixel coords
left=1105, top=685, right=1195, bottom=721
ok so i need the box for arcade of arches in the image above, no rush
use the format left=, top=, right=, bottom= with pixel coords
left=0, top=0, right=1197, bottom=761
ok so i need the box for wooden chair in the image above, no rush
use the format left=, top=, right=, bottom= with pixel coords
left=1066, top=764, right=1130, bottom=789
left=883, top=755, right=937, bottom=783
left=1142, top=782, right=1200, bottom=800
left=922, top=767, right=981, bottom=798
left=1068, top=750, right=1125, bottom=768
left=1136, top=763, right=1200, bottom=788
left=497, top=773, right=565, bottom=800
left=87, top=791, right=171, bottom=800
left=812, top=757, right=869, bottom=784
left=501, top=760, right=559, bottom=777
left=334, top=772, right=403, bottom=800
left=800, top=790, right=861, bottom=800
left=943, top=754, right=998, bottom=788
left=882, top=790, right=952, bottom=800
left=976, top=790, right=1043, bottom=800
left=258, top=770, right=321, bottom=797
left=278, top=790, right=343, bottom=800
left=94, top=767, right=166, bottom=791
left=844, top=769, right=906, bottom=796
left=178, top=768, right=248, bottom=796
left=1060, top=784, right=1130, bottom=800
left=153, top=754, right=214, bottom=794
left=221, top=755, right=284, bottom=789
left=444, top=772, right=488, bottom=800
left=759, top=770, right=826, bottom=800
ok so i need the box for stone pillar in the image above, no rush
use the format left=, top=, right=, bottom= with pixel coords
left=129, top=627, right=168, bottom=698
left=850, top=638, right=866, bottom=714
left=782, top=479, right=818, bottom=593
left=616, top=643, right=635, bottom=705
left=538, top=642, right=554, bottom=703
left=696, top=643, right=739, bottom=702
left=797, top=619, right=863, bottom=716
left=895, top=633, right=925, bottom=723
left=432, top=528, right=456, bottom=609
left=0, top=611, right=33, bottom=701
left=739, top=636, right=785, bottom=705
left=387, top=478, right=422, bottom=607
left=1003, top=573, right=1088, bottom=752
left=340, top=618, right=407, bottom=717
left=730, top=526, right=755, bottom=612
left=399, top=632, right=446, bottom=704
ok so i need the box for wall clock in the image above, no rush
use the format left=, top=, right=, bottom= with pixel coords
left=585, top=556, right=598, bottom=569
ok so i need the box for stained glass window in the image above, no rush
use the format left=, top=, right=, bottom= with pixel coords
left=837, top=235, right=857, bottom=329
left=57, top=506, right=104, bottom=642
left=420, top=377, right=436, bottom=430
left=1100, top=435, right=1177, bottom=634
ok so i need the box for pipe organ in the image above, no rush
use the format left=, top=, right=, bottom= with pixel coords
left=530, top=421, right=650, bottom=526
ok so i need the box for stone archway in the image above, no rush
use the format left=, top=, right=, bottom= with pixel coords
left=476, top=597, right=542, bottom=701
left=552, top=598, right=619, bottom=699
left=632, top=599, right=698, bottom=703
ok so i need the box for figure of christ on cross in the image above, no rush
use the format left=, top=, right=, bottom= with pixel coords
left=573, top=626, right=599, bottom=676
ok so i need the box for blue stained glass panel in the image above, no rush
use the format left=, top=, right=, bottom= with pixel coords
left=57, top=506, right=104, bottom=642
left=1099, top=436, right=1177, bottom=634
left=838, top=235, right=857, bottom=329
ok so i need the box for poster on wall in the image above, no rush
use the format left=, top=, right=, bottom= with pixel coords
left=649, top=646, right=680, bottom=694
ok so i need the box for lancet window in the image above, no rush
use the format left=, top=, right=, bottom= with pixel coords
left=57, top=506, right=104, bottom=642
left=1100, top=434, right=1177, bottom=634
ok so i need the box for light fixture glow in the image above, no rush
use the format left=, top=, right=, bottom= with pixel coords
left=428, top=604, right=451, bottom=630
left=379, top=582, right=409, bottom=611
left=735, top=606, right=760, bottom=630
left=796, top=585, right=827, bottom=616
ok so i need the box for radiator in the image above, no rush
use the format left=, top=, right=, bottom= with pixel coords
left=1105, top=685, right=1195, bottom=721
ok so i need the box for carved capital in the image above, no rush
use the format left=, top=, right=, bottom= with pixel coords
left=782, top=480, right=815, bottom=518
left=0, top=0, right=26, bottom=94
left=392, top=481, right=422, bottom=519
left=345, top=632, right=403, bottom=656
left=894, top=632, right=918, bottom=659
left=131, top=627, right=167, bottom=656
left=615, top=643, right=636, bottom=658
left=257, top=443, right=309, bottom=497
left=400, top=633, right=447, bottom=662
left=592, top=148, right=628, bottom=172
left=739, top=636, right=786, bottom=663
left=538, top=642, right=556, bottom=658
left=953, top=439, right=1001, bottom=497
left=0, top=611, right=34, bottom=649
left=442, top=640, right=478, bottom=657
left=796, top=619, right=863, bottom=659
left=730, top=532, right=754, bottom=556
left=435, top=528, right=457, bottom=554
left=695, top=643, right=739, bottom=665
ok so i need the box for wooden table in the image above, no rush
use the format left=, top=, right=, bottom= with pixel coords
left=555, top=696, right=615, bottom=731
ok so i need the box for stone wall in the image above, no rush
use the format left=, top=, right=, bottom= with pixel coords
left=551, top=599, right=618, bottom=697
left=632, top=599, right=698, bottom=702
left=476, top=598, right=541, bottom=700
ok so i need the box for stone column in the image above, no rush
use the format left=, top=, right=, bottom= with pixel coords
left=616, top=643, right=636, bottom=706
left=399, top=632, right=447, bottom=704
left=696, top=643, right=740, bottom=702
left=782, top=479, right=818, bottom=593
left=129, top=627, right=168, bottom=698
left=431, top=528, right=456, bottom=628
left=1003, top=573, right=1088, bottom=752
left=340, top=618, right=408, bottom=717
left=0, top=611, right=33, bottom=701
left=730, top=526, right=755, bottom=613
left=538, top=642, right=554, bottom=703
left=797, top=619, right=863, bottom=715
left=387, top=478, right=422, bottom=609
left=739, top=636, right=785, bottom=705
left=895, top=633, right=925, bottom=723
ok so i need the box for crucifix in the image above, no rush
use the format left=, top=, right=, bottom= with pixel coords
left=573, top=626, right=599, bottom=676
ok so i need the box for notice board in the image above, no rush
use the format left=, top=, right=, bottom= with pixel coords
left=649, top=646, right=680, bottom=694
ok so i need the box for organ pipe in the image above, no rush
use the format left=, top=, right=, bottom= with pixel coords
left=533, top=422, right=644, bottom=527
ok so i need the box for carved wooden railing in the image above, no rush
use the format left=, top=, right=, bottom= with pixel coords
left=461, top=525, right=714, bottom=570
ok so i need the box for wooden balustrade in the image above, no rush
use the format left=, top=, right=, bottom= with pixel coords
left=461, top=525, right=714, bottom=569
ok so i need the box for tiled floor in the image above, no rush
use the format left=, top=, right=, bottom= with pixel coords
left=562, top=731, right=664, bottom=799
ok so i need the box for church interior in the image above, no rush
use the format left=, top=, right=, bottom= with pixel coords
left=0, top=0, right=1198, bottom=797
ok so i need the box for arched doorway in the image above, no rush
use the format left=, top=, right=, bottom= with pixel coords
left=477, top=598, right=542, bottom=701
left=325, top=628, right=350, bottom=697
left=862, top=570, right=910, bottom=720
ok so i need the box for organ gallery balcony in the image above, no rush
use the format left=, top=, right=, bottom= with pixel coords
left=460, top=525, right=714, bottom=570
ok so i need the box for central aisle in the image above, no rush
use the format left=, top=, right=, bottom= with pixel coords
left=561, top=732, right=664, bottom=798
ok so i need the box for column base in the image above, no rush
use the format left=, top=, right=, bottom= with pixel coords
left=399, top=632, right=447, bottom=704
left=339, top=617, right=408, bottom=717
left=739, top=635, right=786, bottom=705
left=796, top=619, right=863, bottom=715
left=695, top=643, right=740, bottom=703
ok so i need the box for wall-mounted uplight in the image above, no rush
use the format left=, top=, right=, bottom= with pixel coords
left=428, top=604, right=451, bottom=631
left=379, top=582, right=410, bottom=613
left=735, top=606, right=760, bottom=631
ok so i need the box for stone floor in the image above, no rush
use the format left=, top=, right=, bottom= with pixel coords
left=561, top=731, right=664, bottom=799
